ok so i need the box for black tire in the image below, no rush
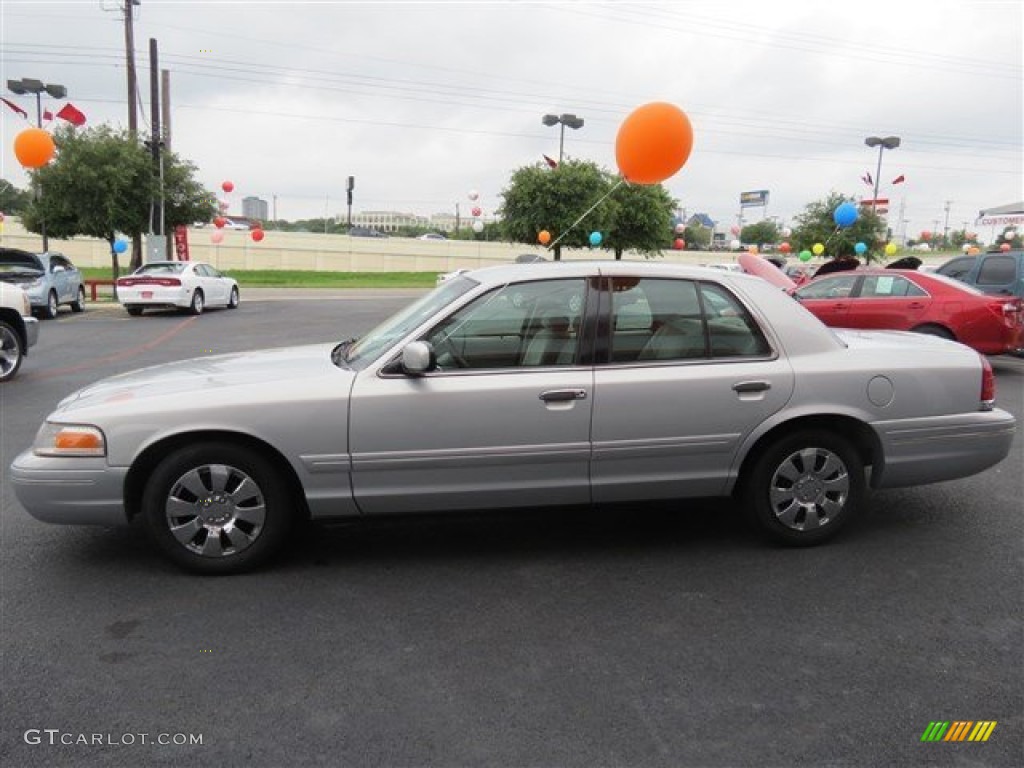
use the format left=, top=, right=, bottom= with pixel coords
left=227, top=286, right=239, bottom=309
left=42, top=290, right=59, bottom=319
left=0, top=320, right=25, bottom=382
left=741, top=429, right=864, bottom=546
left=910, top=324, right=954, bottom=340
left=125, top=306, right=144, bottom=317
left=141, top=442, right=294, bottom=574
left=189, top=289, right=204, bottom=316
left=70, top=285, right=86, bottom=313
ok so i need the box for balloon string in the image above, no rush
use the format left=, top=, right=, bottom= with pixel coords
left=547, top=178, right=626, bottom=251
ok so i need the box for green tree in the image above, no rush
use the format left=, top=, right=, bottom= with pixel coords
left=602, top=176, right=677, bottom=260
left=21, top=125, right=215, bottom=278
left=0, top=179, right=32, bottom=214
left=740, top=220, right=779, bottom=247
left=683, top=224, right=711, bottom=250
left=790, top=191, right=887, bottom=262
left=499, top=160, right=613, bottom=260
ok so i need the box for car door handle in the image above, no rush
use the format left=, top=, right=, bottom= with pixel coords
left=732, top=380, right=771, bottom=393
left=539, top=389, right=588, bottom=402
left=907, top=302, right=925, bottom=309
left=831, top=303, right=849, bottom=309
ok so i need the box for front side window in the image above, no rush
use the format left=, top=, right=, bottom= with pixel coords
left=937, top=257, right=976, bottom=281
left=422, top=279, right=585, bottom=369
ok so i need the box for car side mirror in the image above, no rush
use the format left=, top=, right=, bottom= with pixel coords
left=401, top=341, right=436, bottom=375
left=52, top=265, right=65, bottom=273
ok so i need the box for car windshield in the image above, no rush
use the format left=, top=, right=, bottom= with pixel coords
left=341, top=275, right=479, bottom=369
left=135, top=263, right=188, bottom=275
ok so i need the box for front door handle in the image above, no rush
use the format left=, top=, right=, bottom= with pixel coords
left=732, top=380, right=771, bottom=393
left=540, top=389, right=588, bottom=402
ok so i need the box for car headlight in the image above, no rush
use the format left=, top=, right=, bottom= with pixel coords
left=33, top=423, right=107, bottom=457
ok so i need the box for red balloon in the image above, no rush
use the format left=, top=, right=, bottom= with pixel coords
left=214, top=217, right=226, bottom=229
left=14, top=127, right=56, bottom=168
left=673, top=238, right=685, bottom=250
left=222, top=181, right=234, bottom=193
left=921, top=231, right=932, bottom=241
left=251, top=229, right=265, bottom=242
left=615, top=102, right=694, bottom=185
left=471, top=206, right=482, bottom=217
left=779, top=242, right=792, bottom=254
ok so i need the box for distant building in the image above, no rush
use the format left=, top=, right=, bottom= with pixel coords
left=350, top=210, right=429, bottom=233
left=242, top=196, right=269, bottom=222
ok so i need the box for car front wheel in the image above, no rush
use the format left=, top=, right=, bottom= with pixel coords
left=0, top=321, right=25, bottom=382
left=742, top=429, right=864, bottom=546
left=141, top=443, right=294, bottom=574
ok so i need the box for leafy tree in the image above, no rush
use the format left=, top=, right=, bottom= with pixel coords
left=499, top=160, right=613, bottom=260
left=683, top=224, right=711, bottom=250
left=602, top=176, right=677, bottom=260
left=790, top=191, right=887, bottom=262
left=21, top=125, right=215, bottom=278
left=740, top=220, right=779, bottom=247
left=0, top=179, right=32, bottom=214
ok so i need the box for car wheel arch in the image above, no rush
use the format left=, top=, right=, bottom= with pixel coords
left=123, top=430, right=310, bottom=523
left=731, top=414, right=881, bottom=496
left=909, top=323, right=956, bottom=340
left=0, top=309, right=27, bottom=351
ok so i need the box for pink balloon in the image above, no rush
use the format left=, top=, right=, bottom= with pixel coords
left=471, top=206, right=482, bottom=217
left=210, top=231, right=225, bottom=244
left=730, top=226, right=740, bottom=236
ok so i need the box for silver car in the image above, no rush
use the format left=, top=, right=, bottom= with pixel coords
left=11, top=262, right=1016, bottom=573
left=0, top=248, right=86, bottom=319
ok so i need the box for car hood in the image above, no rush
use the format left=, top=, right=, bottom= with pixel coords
left=56, top=343, right=349, bottom=413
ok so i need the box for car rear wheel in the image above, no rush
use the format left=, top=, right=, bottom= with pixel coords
left=742, top=430, right=864, bottom=546
left=141, top=442, right=293, bottom=574
left=189, top=289, right=204, bottom=316
left=0, top=321, right=25, bottom=382
left=227, top=286, right=239, bottom=309
left=42, top=290, right=58, bottom=319
left=70, top=286, right=86, bottom=313
left=910, top=324, right=954, bottom=340
left=125, top=306, right=144, bottom=316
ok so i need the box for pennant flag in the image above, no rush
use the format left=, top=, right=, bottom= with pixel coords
left=43, top=109, right=53, bottom=121
left=56, top=102, right=86, bottom=127
left=861, top=171, right=873, bottom=186
left=543, top=154, right=558, bottom=169
left=1, top=97, right=28, bottom=119
left=891, top=174, right=905, bottom=184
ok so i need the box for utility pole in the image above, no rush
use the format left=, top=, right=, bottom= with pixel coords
left=273, top=194, right=278, bottom=221
left=124, top=0, right=142, bottom=270
left=146, top=37, right=165, bottom=263
left=942, top=200, right=953, bottom=248
left=161, top=68, right=171, bottom=150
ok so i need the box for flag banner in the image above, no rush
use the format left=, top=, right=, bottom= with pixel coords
left=543, top=154, right=558, bottom=169
left=892, top=174, right=905, bottom=184
left=1, top=97, right=28, bottom=119
left=861, top=172, right=873, bottom=186
left=43, top=109, right=53, bottom=121
left=56, top=103, right=86, bottom=126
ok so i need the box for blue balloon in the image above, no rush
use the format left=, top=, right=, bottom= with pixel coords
left=589, top=231, right=602, bottom=246
left=833, top=202, right=859, bottom=228
left=113, top=239, right=128, bottom=254
left=854, top=242, right=868, bottom=255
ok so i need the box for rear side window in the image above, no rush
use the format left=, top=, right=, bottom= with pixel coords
left=976, top=255, right=1017, bottom=286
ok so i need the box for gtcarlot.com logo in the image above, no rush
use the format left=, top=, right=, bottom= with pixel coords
left=921, top=721, right=997, bottom=743
left=24, top=729, right=203, bottom=747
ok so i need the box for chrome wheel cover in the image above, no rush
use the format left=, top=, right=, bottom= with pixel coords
left=768, top=447, right=850, bottom=531
left=0, top=325, right=21, bottom=377
left=165, top=463, right=266, bottom=557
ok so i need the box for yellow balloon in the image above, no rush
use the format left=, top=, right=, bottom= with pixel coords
left=812, top=243, right=825, bottom=256
left=885, top=243, right=897, bottom=256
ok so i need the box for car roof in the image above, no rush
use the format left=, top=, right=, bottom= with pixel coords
left=463, top=259, right=775, bottom=288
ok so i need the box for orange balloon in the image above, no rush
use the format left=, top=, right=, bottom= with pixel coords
left=14, top=128, right=56, bottom=169
left=748, top=245, right=758, bottom=254
left=615, top=102, right=694, bottom=185
left=538, top=230, right=551, bottom=245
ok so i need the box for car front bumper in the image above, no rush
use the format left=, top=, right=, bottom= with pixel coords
left=10, top=451, right=129, bottom=526
left=23, top=316, right=38, bottom=350
left=871, top=407, right=1017, bottom=489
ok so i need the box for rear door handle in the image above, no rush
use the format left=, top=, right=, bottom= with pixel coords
left=540, top=389, right=588, bottom=402
left=732, top=380, right=771, bottom=393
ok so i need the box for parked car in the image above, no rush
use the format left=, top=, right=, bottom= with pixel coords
left=418, top=233, right=447, bottom=241
left=936, top=249, right=1024, bottom=301
left=348, top=226, right=388, bottom=238
left=791, top=269, right=1024, bottom=355
left=0, top=282, right=40, bottom=382
left=116, top=261, right=240, bottom=316
left=11, top=262, right=1015, bottom=573
left=0, top=248, right=85, bottom=319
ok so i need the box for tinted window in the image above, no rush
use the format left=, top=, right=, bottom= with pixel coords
left=976, top=255, right=1017, bottom=286
left=936, top=256, right=976, bottom=280
left=860, top=275, right=927, bottom=298
left=796, top=275, right=858, bottom=300
left=700, top=283, right=771, bottom=357
left=137, top=263, right=187, bottom=275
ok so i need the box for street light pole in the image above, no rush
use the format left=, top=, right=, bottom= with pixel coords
left=542, top=113, right=584, bottom=164
left=864, top=135, right=900, bottom=216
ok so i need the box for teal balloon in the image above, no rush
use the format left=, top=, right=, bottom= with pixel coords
left=589, top=231, right=602, bottom=246
left=799, top=250, right=813, bottom=262
left=833, top=202, right=859, bottom=228
left=854, top=241, right=868, bottom=255
left=113, top=239, right=128, bottom=254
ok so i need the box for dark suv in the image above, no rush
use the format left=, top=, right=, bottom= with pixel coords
left=936, top=249, right=1024, bottom=300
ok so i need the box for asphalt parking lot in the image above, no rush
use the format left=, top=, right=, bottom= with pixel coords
left=2, top=293, right=1022, bottom=767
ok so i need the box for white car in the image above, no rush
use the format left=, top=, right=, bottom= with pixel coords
left=116, top=261, right=239, bottom=316
left=0, top=282, right=40, bottom=382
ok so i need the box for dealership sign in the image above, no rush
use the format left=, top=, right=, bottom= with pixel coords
left=740, top=190, right=769, bottom=208
left=978, top=215, right=1024, bottom=226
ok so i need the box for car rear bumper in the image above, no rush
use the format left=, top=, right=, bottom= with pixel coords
left=10, top=451, right=129, bottom=526
left=871, top=408, right=1016, bottom=489
left=118, top=286, right=191, bottom=308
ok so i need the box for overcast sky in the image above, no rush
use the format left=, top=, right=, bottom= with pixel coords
left=1, top=0, right=1021, bottom=241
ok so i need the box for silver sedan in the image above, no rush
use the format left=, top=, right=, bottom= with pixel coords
left=11, top=262, right=1016, bottom=573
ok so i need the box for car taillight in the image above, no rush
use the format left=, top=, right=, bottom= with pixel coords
left=1000, top=299, right=1023, bottom=327
left=979, top=354, right=995, bottom=411
left=117, top=277, right=181, bottom=287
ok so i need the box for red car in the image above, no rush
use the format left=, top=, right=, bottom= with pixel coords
left=791, top=269, right=1024, bottom=355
